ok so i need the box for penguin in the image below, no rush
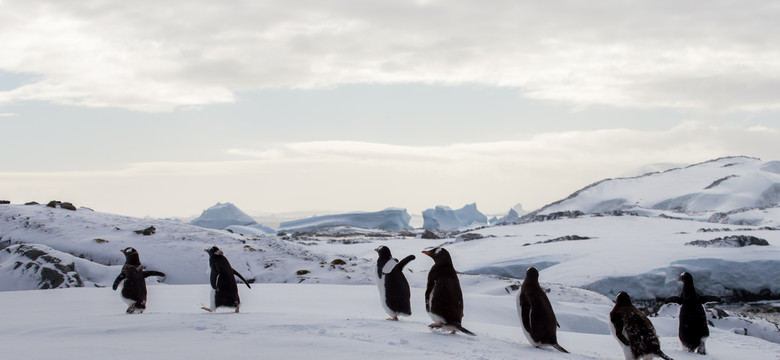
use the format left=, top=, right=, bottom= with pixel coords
left=112, top=247, right=166, bottom=314
left=202, top=246, right=251, bottom=313
left=375, top=246, right=415, bottom=320
left=610, top=291, right=673, bottom=360
left=517, top=267, right=568, bottom=353
left=665, top=272, right=714, bottom=355
left=422, top=247, right=476, bottom=336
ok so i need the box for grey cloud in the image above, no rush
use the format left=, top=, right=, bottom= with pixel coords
left=1, top=0, right=780, bottom=111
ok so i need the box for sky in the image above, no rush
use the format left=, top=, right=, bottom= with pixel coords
left=1, top=0, right=779, bottom=219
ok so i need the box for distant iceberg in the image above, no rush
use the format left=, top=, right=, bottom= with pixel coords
left=279, top=208, right=412, bottom=232
left=422, top=203, right=487, bottom=231
left=491, top=208, right=520, bottom=225
left=190, top=202, right=274, bottom=233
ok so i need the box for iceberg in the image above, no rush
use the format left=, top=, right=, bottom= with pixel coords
left=279, top=208, right=412, bottom=232
left=190, top=202, right=273, bottom=233
left=422, top=203, right=487, bottom=231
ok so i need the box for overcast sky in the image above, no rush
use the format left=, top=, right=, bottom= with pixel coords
left=1, top=0, right=779, bottom=219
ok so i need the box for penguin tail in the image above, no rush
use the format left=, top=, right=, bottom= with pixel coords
left=456, top=325, right=477, bottom=336
left=657, top=351, right=674, bottom=360
left=552, top=344, right=569, bottom=353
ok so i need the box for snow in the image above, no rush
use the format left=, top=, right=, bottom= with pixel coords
left=536, top=157, right=780, bottom=223
left=460, top=216, right=780, bottom=300
left=279, top=208, right=413, bottom=232
left=422, top=203, right=488, bottom=231
left=2, top=155, right=780, bottom=358
left=0, top=283, right=777, bottom=360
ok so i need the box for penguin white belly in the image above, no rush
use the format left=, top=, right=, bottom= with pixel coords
left=426, top=288, right=447, bottom=324
left=117, top=280, right=135, bottom=305
left=376, top=273, right=395, bottom=317
left=210, top=274, right=219, bottom=310
left=521, top=309, right=541, bottom=347
left=609, top=319, right=635, bottom=360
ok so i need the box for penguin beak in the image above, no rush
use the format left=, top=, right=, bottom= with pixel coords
left=422, top=250, right=431, bottom=256
left=676, top=276, right=682, bottom=280
left=374, top=248, right=378, bottom=252
left=120, top=249, right=125, bottom=254
left=203, top=249, right=208, bottom=253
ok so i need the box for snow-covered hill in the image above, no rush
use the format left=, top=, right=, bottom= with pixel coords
left=0, top=204, right=385, bottom=290
left=525, top=156, right=780, bottom=226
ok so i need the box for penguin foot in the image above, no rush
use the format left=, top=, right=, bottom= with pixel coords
left=428, top=322, right=443, bottom=328
left=126, top=305, right=135, bottom=314
left=234, top=307, right=240, bottom=313
left=695, top=343, right=706, bottom=355
left=387, top=316, right=399, bottom=321
left=201, top=306, right=213, bottom=312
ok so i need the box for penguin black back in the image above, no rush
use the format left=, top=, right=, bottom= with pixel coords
left=112, top=247, right=165, bottom=314
left=203, top=246, right=251, bottom=312
left=668, top=272, right=709, bottom=354
left=422, top=247, right=475, bottom=336
left=374, top=246, right=415, bottom=320
left=610, top=292, right=673, bottom=360
left=518, top=267, right=568, bottom=353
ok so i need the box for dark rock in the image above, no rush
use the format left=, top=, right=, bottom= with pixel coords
left=24, top=201, right=39, bottom=205
left=46, top=200, right=61, bottom=208
left=686, top=235, right=770, bottom=248
left=0, top=200, right=10, bottom=205
left=457, top=233, right=484, bottom=242
left=524, top=234, right=591, bottom=246
left=60, top=202, right=77, bottom=211
left=421, top=230, right=441, bottom=239
left=133, top=226, right=156, bottom=236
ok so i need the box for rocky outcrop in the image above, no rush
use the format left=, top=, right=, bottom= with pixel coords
left=686, top=235, right=770, bottom=248
left=0, top=244, right=83, bottom=290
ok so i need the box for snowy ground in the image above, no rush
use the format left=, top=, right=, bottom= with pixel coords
left=1, top=284, right=778, bottom=360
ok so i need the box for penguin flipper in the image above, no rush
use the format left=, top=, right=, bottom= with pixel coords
left=233, top=269, right=252, bottom=289
left=210, top=269, right=218, bottom=289
left=112, top=273, right=126, bottom=291
left=665, top=295, right=682, bottom=304
left=610, top=313, right=630, bottom=346
left=393, top=255, right=416, bottom=273
left=143, top=270, right=166, bottom=279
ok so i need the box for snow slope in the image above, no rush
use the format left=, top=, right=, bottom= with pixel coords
left=0, top=204, right=382, bottom=289
left=0, top=283, right=777, bottom=360
left=458, top=216, right=780, bottom=300
left=530, top=156, right=780, bottom=225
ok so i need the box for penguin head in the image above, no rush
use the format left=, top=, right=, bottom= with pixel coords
left=422, top=247, right=452, bottom=264
left=375, top=246, right=392, bottom=260
left=614, top=291, right=632, bottom=306
left=205, top=246, right=224, bottom=257
left=120, top=247, right=141, bottom=265
left=677, top=271, right=693, bottom=283
left=525, top=267, right=540, bottom=282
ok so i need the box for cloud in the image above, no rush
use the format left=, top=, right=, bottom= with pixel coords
left=1, top=124, right=777, bottom=217
left=1, top=1, right=780, bottom=111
